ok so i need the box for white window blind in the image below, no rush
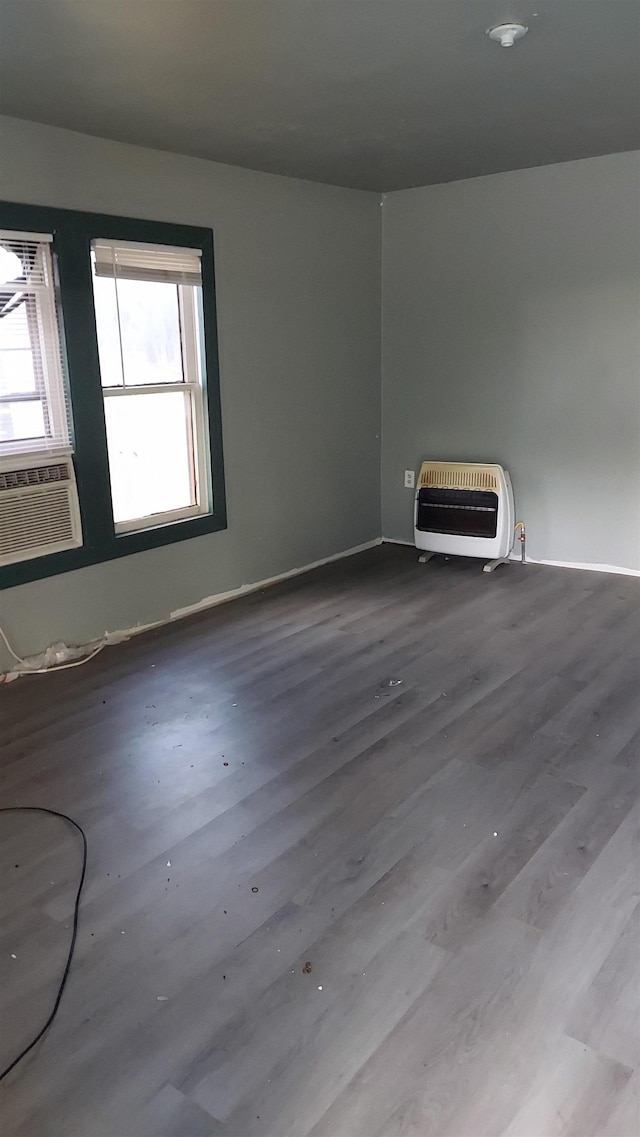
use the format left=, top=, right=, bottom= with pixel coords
left=0, top=231, right=71, bottom=456
left=92, top=240, right=202, bottom=286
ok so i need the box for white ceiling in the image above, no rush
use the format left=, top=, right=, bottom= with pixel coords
left=0, top=0, right=638, bottom=191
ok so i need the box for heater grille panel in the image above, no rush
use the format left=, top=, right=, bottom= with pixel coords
left=417, top=487, right=498, bottom=539
left=419, top=463, right=498, bottom=490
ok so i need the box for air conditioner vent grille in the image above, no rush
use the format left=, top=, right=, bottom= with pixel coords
left=0, top=486, right=77, bottom=559
left=0, top=463, right=70, bottom=492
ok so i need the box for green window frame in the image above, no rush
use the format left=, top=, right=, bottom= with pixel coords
left=0, top=201, right=226, bottom=589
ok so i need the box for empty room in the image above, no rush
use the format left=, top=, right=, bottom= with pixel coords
left=0, top=2, right=639, bottom=1135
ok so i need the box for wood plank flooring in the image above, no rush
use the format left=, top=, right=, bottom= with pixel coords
left=0, top=544, right=638, bottom=1137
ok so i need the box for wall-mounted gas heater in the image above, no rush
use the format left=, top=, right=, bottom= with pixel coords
left=414, top=461, right=515, bottom=572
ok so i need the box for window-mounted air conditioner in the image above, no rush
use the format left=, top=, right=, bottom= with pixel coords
left=0, top=450, right=82, bottom=566
left=414, top=461, right=515, bottom=572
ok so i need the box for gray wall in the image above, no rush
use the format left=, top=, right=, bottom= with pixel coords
left=381, top=151, right=640, bottom=570
left=0, top=117, right=381, bottom=668
left=1, top=123, right=638, bottom=670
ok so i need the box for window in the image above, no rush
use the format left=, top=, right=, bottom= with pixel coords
left=0, top=232, right=70, bottom=454
left=91, top=241, right=210, bottom=533
left=0, top=201, right=226, bottom=589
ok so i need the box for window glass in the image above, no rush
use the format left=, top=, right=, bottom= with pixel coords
left=117, top=278, right=183, bottom=386
left=0, top=305, right=38, bottom=396
left=0, top=398, right=45, bottom=443
left=92, top=275, right=123, bottom=387
left=104, top=390, right=195, bottom=525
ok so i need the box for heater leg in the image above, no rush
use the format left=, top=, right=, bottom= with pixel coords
left=483, top=557, right=510, bottom=573
left=418, top=552, right=435, bottom=564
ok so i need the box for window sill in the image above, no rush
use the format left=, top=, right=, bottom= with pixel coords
left=114, top=502, right=209, bottom=535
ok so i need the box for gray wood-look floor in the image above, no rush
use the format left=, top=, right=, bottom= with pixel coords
left=0, top=545, right=638, bottom=1137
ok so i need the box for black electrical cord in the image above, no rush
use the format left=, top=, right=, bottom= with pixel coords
left=0, top=807, right=87, bottom=1082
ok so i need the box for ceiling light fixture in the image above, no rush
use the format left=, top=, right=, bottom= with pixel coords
left=487, top=22, right=528, bottom=48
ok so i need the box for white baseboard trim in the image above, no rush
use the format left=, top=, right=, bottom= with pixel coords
left=125, top=537, right=382, bottom=632
left=381, top=539, right=640, bottom=577
left=167, top=537, right=382, bottom=623
left=507, top=553, right=640, bottom=577
left=1, top=538, right=383, bottom=679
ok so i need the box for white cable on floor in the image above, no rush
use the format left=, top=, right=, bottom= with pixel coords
left=0, top=623, right=106, bottom=675
left=0, top=622, right=25, bottom=664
